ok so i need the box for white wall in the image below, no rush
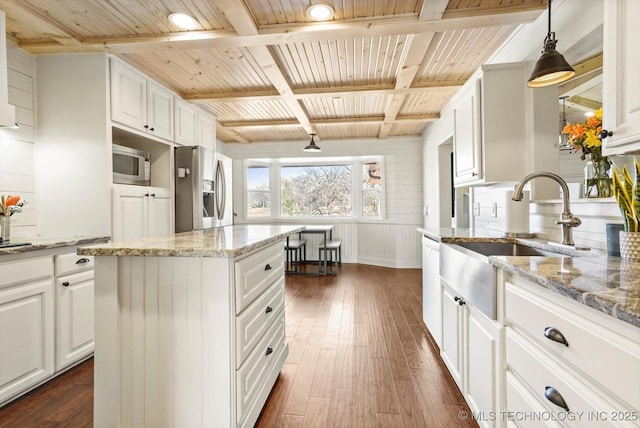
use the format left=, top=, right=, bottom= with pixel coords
left=0, top=44, right=36, bottom=238
left=224, top=137, right=423, bottom=268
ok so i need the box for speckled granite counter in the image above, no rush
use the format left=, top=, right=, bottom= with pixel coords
left=417, top=226, right=639, bottom=329
left=78, top=224, right=304, bottom=258
left=0, top=235, right=110, bottom=255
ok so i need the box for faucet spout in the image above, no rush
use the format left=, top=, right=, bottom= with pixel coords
left=512, top=171, right=581, bottom=246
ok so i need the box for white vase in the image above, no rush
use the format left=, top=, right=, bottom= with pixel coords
left=619, top=231, right=640, bottom=261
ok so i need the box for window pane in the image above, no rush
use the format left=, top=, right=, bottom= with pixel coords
left=362, top=162, right=382, bottom=189
left=281, top=165, right=352, bottom=216
left=362, top=190, right=381, bottom=216
left=247, top=166, right=270, bottom=217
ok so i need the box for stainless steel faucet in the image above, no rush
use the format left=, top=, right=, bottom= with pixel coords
left=512, top=172, right=581, bottom=247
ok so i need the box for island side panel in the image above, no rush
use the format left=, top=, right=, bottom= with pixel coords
left=93, top=255, right=233, bottom=428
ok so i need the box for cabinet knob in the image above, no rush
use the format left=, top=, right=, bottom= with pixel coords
left=76, top=258, right=90, bottom=264
left=454, top=296, right=465, bottom=305
left=471, top=172, right=478, bottom=177
left=265, top=345, right=274, bottom=356
left=150, top=127, right=155, bottom=132
left=265, top=305, right=273, bottom=314
left=544, top=327, right=569, bottom=347
left=454, top=296, right=461, bottom=302
left=62, top=281, right=70, bottom=287
left=144, top=193, right=150, bottom=197
left=144, top=124, right=149, bottom=129
left=599, top=129, right=613, bottom=139
left=150, top=193, right=156, bottom=197
left=264, top=264, right=272, bottom=271
left=544, top=386, right=570, bottom=412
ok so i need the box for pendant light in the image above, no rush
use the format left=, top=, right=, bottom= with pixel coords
left=527, top=0, right=575, bottom=88
left=558, top=95, right=570, bottom=149
left=303, top=133, right=322, bottom=152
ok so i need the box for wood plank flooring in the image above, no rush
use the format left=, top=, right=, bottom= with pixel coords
left=0, top=263, right=476, bottom=428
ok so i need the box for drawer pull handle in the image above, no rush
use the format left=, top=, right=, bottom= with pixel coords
left=62, top=281, right=70, bottom=287
left=264, top=264, right=272, bottom=271
left=544, top=327, right=569, bottom=347
left=265, top=345, right=273, bottom=356
left=265, top=305, right=273, bottom=314
left=76, top=258, right=90, bottom=264
left=545, top=386, right=569, bottom=412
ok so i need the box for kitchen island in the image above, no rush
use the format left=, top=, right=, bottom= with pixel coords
left=79, top=224, right=303, bottom=428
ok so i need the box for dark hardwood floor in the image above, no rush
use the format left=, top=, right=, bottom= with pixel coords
left=0, top=263, right=476, bottom=428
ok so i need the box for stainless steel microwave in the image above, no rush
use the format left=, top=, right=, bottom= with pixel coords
left=112, top=144, right=150, bottom=186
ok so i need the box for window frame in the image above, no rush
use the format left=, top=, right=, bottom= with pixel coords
left=244, top=156, right=385, bottom=221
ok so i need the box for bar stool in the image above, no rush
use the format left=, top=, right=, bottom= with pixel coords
left=318, top=240, right=341, bottom=274
left=285, top=239, right=307, bottom=273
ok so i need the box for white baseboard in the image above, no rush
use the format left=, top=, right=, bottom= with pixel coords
left=357, top=257, right=420, bottom=269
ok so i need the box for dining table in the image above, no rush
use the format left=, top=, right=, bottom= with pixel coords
left=285, top=224, right=334, bottom=275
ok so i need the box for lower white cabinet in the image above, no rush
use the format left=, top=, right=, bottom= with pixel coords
left=0, top=256, right=55, bottom=405
left=440, top=281, right=501, bottom=428
left=112, top=185, right=172, bottom=242
left=55, top=251, right=95, bottom=371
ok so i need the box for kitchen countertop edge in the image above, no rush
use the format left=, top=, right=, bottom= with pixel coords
left=0, top=236, right=111, bottom=255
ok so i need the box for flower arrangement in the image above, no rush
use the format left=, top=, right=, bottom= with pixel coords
left=611, top=158, right=640, bottom=232
left=562, top=107, right=612, bottom=197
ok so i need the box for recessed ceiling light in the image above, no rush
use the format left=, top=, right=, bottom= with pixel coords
left=169, top=12, right=199, bottom=30
left=306, top=3, right=334, bottom=21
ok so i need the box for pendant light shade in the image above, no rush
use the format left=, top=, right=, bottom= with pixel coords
left=527, top=1, right=575, bottom=88
left=303, top=133, right=322, bottom=152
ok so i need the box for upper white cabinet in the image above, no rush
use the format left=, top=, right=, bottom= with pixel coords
left=602, top=0, right=640, bottom=155
left=174, top=98, right=198, bottom=146
left=197, top=109, right=216, bottom=151
left=453, top=62, right=557, bottom=189
left=112, top=185, right=172, bottom=242
left=110, top=59, right=174, bottom=142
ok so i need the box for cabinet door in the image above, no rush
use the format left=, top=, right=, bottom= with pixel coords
left=0, top=279, right=54, bottom=404
left=422, top=238, right=441, bottom=347
left=174, top=99, right=198, bottom=146
left=197, top=110, right=216, bottom=151
left=453, top=79, right=482, bottom=185
left=112, top=187, right=147, bottom=242
left=147, top=81, right=174, bottom=141
left=441, top=284, right=463, bottom=389
left=110, top=60, right=146, bottom=131
left=56, top=270, right=94, bottom=370
left=603, top=0, right=640, bottom=154
left=147, top=190, right=172, bottom=238
left=466, top=305, right=499, bottom=428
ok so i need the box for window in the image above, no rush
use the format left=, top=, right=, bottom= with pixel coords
left=245, top=156, right=383, bottom=219
left=247, top=165, right=270, bottom=217
left=362, top=161, right=382, bottom=216
left=281, top=165, right=352, bottom=216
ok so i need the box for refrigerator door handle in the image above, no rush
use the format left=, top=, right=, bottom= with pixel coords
left=216, top=160, right=226, bottom=220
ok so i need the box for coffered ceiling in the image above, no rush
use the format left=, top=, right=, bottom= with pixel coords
left=0, top=0, right=548, bottom=143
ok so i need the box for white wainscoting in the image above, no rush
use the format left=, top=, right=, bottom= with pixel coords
left=0, top=44, right=36, bottom=238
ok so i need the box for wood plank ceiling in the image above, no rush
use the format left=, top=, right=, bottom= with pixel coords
left=1, top=0, right=547, bottom=144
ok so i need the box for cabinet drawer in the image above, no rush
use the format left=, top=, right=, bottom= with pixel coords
left=0, top=256, right=52, bottom=289
left=235, top=243, right=284, bottom=314
left=236, top=312, right=285, bottom=424
left=506, top=329, right=637, bottom=427
left=506, top=371, right=562, bottom=428
left=505, top=282, right=640, bottom=410
left=236, top=276, right=284, bottom=368
left=55, top=252, right=94, bottom=277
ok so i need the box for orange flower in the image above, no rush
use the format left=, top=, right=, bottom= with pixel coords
left=586, top=115, right=601, bottom=129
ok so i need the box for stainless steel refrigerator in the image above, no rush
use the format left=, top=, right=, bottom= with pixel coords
left=174, top=146, right=233, bottom=232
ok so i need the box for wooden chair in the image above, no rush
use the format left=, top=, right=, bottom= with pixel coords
left=318, top=240, right=341, bottom=274
left=284, top=239, right=306, bottom=273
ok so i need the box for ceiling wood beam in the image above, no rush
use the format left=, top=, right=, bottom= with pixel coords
left=216, top=125, right=250, bottom=144
left=567, top=96, right=601, bottom=112
left=18, top=8, right=544, bottom=54
left=221, top=114, right=439, bottom=129
left=184, top=80, right=464, bottom=103
left=0, top=0, right=82, bottom=46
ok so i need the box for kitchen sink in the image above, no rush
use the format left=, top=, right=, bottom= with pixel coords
left=452, top=241, right=555, bottom=257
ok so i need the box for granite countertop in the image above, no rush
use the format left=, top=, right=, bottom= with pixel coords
left=78, top=224, right=304, bottom=258
left=0, top=235, right=110, bottom=255
left=417, top=226, right=639, bottom=329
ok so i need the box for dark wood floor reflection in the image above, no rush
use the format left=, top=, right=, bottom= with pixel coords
left=0, top=264, right=476, bottom=428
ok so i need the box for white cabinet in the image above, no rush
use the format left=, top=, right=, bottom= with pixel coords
left=110, top=59, right=174, bottom=141
left=503, top=276, right=640, bottom=426
left=197, top=109, right=216, bottom=151
left=174, top=98, right=198, bottom=146
left=0, top=256, right=54, bottom=405
left=112, top=186, right=172, bottom=242
left=421, top=236, right=441, bottom=347
left=441, top=281, right=501, bottom=428
left=602, top=0, right=640, bottom=154
left=55, top=252, right=95, bottom=371
left=452, top=62, right=557, bottom=191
